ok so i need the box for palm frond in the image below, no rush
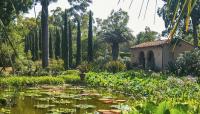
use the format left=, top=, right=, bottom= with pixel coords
left=129, top=0, right=134, bottom=9
left=143, top=0, right=150, bottom=19
left=168, top=0, right=188, bottom=40
left=138, top=0, right=145, bottom=18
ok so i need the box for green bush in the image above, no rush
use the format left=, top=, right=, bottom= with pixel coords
left=77, top=62, right=91, bottom=73
left=90, top=56, right=112, bottom=72
left=105, top=60, right=126, bottom=73
left=169, top=49, right=200, bottom=76
left=14, top=59, right=65, bottom=76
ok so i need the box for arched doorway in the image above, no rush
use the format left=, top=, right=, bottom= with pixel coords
left=147, top=51, right=155, bottom=70
left=138, top=51, right=145, bottom=68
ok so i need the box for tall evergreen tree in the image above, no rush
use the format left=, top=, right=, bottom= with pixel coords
left=63, top=9, right=69, bottom=69
left=49, top=30, right=54, bottom=59
left=24, top=36, right=29, bottom=53
left=32, top=32, right=36, bottom=60
left=35, top=29, right=40, bottom=60
left=87, top=11, right=93, bottom=62
left=68, top=20, right=73, bottom=68
left=76, top=19, right=81, bottom=66
left=39, top=27, right=42, bottom=58
left=55, top=27, right=61, bottom=59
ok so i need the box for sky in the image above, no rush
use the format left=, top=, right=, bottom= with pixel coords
left=25, top=0, right=166, bottom=36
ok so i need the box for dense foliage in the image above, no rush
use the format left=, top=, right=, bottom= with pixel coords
left=86, top=71, right=200, bottom=113
left=169, top=49, right=200, bottom=76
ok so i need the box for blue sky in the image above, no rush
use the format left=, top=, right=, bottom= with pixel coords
left=25, top=0, right=165, bottom=36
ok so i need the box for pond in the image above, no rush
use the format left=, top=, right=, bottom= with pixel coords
left=0, top=85, right=131, bottom=114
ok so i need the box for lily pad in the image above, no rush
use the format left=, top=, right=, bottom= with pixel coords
left=34, top=104, right=55, bottom=109
left=47, top=108, right=76, bottom=114
left=74, top=104, right=96, bottom=109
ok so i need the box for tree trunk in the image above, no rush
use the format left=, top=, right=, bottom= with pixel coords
left=191, top=16, right=199, bottom=48
left=112, top=43, right=119, bottom=60
left=41, top=0, right=49, bottom=68
left=76, top=20, right=81, bottom=66
left=69, top=20, right=73, bottom=68
left=88, top=11, right=93, bottom=62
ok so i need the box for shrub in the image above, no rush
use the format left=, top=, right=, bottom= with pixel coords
left=91, top=56, right=112, bottom=72
left=77, top=62, right=91, bottom=73
left=169, top=49, right=200, bottom=76
left=105, top=60, right=126, bottom=73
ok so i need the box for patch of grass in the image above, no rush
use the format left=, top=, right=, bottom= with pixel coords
left=0, top=70, right=81, bottom=87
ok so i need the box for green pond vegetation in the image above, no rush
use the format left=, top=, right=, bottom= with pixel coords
left=0, top=70, right=200, bottom=114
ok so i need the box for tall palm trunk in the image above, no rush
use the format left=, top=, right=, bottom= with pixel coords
left=41, top=0, right=49, bottom=68
left=88, top=11, right=93, bottom=62
left=112, top=42, right=119, bottom=60
left=76, top=20, right=81, bottom=66
left=191, top=16, right=199, bottom=48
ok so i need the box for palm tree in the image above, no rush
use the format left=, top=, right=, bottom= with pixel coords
left=102, top=28, right=133, bottom=60
left=98, top=9, right=134, bottom=60
left=35, top=0, right=57, bottom=68
left=158, top=0, right=200, bottom=47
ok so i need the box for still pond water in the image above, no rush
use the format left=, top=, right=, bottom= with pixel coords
left=0, top=85, right=131, bottom=114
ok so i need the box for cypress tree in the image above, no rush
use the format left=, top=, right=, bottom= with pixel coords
left=32, top=32, right=36, bottom=60
left=55, top=27, right=61, bottom=59
left=49, top=30, right=54, bottom=59
left=88, top=11, right=93, bottom=62
left=24, top=36, right=29, bottom=53
left=35, top=29, right=40, bottom=60
left=76, top=19, right=81, bottom=66
left=27, top=34, right=31, bottom=51
left=63, top=9, right=69, bottom=69
left=68, top=20, right=73, bottom=68
left=39, top=27, right=42, bottom=58
left=29, top=33, right=32, bottom=52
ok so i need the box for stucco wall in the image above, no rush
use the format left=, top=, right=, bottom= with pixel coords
left=131, top=46, right=163, bottom=70
left=173, top=41, right=194, bottom=59
left=130, top=40, right=194, bottom=70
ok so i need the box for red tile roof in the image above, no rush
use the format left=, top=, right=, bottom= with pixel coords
left=131, top=40, right=168, bottom=49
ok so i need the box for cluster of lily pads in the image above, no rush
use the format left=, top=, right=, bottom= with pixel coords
left=0, top=85, right=131, bottom=114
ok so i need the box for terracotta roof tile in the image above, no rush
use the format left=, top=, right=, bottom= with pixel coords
left=131, top=40, right=168, bottom=49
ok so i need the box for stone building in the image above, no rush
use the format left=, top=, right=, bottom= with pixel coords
left=130, top=39, right=194, bottom=70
